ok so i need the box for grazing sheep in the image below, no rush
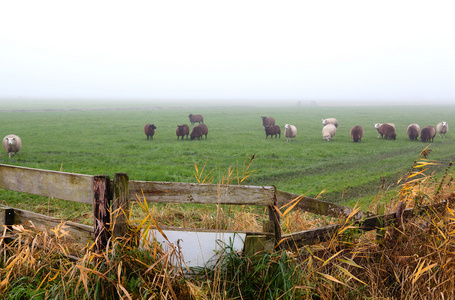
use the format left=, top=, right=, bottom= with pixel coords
left=197, top=124, right=208, bottom=139
left=261, top=116, right=275, bottom=128
left=188, top=114, right=204, bottom=125
left=407, top=124, right=420, bottom=141
left=176, top=124, right=190, bottom=140
left=350, top=125, right=364, bottom=143
left=284, top=124, right=297, bottom=141
left=190, top=125, right=206, bottom=140
left=421, top=126, right=436, bottom=142
left=322, top=124, right=337, bottom=141
left=143, top=123, right=157, bottom=140
left=374, top=123, right=396, bottom=138
left=2, top=134, right=22, bottom=158
left=322, top=118, right=338, bottom=128
left=265, top=125, right=281, bottom=139
left=436, top=121, right=449, bottom=138
left=378, top=123, right=396, bottom=140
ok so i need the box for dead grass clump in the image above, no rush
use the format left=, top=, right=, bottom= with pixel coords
left=290, top=149, right=455, bottom=299
left=2, top=149, right=455, bottom=299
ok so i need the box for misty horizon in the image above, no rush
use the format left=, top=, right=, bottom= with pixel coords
left=1, top=1, right=454, bottom=105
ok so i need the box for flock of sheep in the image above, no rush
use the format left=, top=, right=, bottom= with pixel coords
left=142, top=114, right=449, bottom=144
left=2, top=113, right=449, bottom=159
left=143, top=113, right=208, bottom=141
left=261, top=116, right=449, bottom=143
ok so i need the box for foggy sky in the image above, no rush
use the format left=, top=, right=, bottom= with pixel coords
left=1, top=1, right=454, bottom=105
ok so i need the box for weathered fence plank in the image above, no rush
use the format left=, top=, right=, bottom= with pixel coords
left=276, top=190, right=371, bottom=220
left=281, top=224, right=341, bottom=249
left=0, top=164, right=94, bottom=204
left=129, top=181, right=276, bottom=206
left=281, top=198, right=455, bottom=249
left=0, top=205, right=93, bottom=244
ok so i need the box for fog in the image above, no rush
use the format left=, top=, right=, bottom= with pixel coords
left=1, top=1, right=454, bottom=107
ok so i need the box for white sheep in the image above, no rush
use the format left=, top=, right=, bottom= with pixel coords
left=374, top=123, right=396, bottom=138
left=284, top=124, right=297, bottom=142
left=436, top=121, right=449, bottom=138
left=322, top=124, right=337, bottom=141
left=2, top=134, right=22, bottom=158
left=322, top=118, right=338, bottom=128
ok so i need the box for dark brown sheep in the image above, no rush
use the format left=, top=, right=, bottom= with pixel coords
left=191, top=125, right=205, bottom=140
left=265, top=125, right=281, bottom=139
left=407, top=124, right=420, bottom=141
left=143, top=123, right=156, bottom=140
left=176, top=124, right=189, bottom=140
left=420, top=126, right=436, bottom=142
left=350, top=125, right=364, bottom=143
left=378, top=123, right=396, bottom=140
left=197, top=124, right=208, bottom=139
left=261, top=116, right=275, bottom=128
left=189, top=114, right=204, bottom=125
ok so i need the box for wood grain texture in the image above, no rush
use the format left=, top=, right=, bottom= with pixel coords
left=0, top=164, right=94, bottom=204
left=129, top=181, right=276, bottom=206
left=0, top=205, right=93, bottom=244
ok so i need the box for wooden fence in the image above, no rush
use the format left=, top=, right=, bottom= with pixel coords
left=2, top=163, right=448, bottom=256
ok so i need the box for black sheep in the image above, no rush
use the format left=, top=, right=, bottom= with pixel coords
left=407, top=124, right=420, bottom=141
left=350, top=125, right=364, bottom=143
left=189, top=114, right=204, bottom=125
left=176, top=124, right=190, bottom=140
left=191, top=124, right=208, bottom=140
left=143, top=123, right=157, bottom=140
left=265, top=125, right=281, bottom=139
left=261, top=116, right=275, bottom=128
left=420, top=126, right=436, bottom=142
left=378, top=124, right=396, bottom=140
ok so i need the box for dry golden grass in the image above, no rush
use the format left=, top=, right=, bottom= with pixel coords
left=1, top=149, right=455, bottom=299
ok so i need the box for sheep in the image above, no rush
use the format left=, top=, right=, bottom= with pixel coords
left=190, top=124, right=207, bottom=140
left=322, top=124, right=337, bottom=141
left=374, top=123, right=396, bottom=138
left=188, top=114, right=203, bottom=125
left=261, top=116, right=275, bottom=128
left=436, top=121, right=449, bottom=138
left=143, top=123, right=157, bottom=140
left=421, top=126, right=436, bottom=142
left=2, top=134, right=22, bottom=158
left=322, top=118, right=338, bottom=128
left=284, top=124, right=297, bottom=142
left=378, top=123, right=396, bottom=140
left=176, top=124, right=189, bottom=140
left=350, top=125, right=364, bottom=142
left=407, top=124, right=420, bottom=141
left=265, top=125, right=281, bottom=139
left=198, top=124, right=208, bottom=139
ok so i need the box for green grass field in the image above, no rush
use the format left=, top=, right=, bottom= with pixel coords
left=1, top=101, right=454, bottom=213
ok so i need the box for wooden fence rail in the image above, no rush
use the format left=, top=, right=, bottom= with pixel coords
left=0, top=164, right=284, bottom=252
left=3, top=163, right=442, bottom=256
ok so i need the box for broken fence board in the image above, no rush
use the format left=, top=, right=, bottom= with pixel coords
left=0, top=205, right=94, bottom=245
left=276, top=190, right=371, bottom=220
left=129, top=181, right=276, bottom=206
left=0, top=164, right=94, bottom=204
left=281, top=198, right=455, bottom=249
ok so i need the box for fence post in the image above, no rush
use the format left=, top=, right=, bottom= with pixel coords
left=93, top=175, right=111, bottom=252
left=112, top=173, right=129, bottom=238
left=267, top=190, right=281, bottom=247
